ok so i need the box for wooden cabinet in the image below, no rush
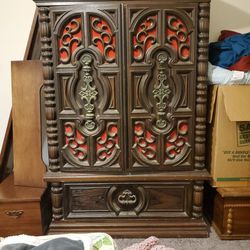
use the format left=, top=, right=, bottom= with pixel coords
left=0, top=175, right=51, bottom=237
left=205, top=186, right=250, bottom=239
left=33, top=0, right=211, bottom=237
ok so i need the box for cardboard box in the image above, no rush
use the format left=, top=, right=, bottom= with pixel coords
left=207, top=85, right=250, bottom=187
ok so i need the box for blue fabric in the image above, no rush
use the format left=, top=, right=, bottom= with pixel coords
left=209, top=33, right=250, bottom=68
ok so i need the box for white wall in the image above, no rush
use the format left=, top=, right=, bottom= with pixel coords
left=0, top=0, right=250, bottom=150
left=0, top=0, right=35, bottom=150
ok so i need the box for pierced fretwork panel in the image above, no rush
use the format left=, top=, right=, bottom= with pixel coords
left=62, top=121, right=121, bottom=170
left=90, top=15, right=116, bottom=64
left=55, top=7, right=119, bottom=65
left=133, top=13, right=158, bottom=63
left=127, top=5, right=196, bottom=171
left=53, top=5, right=123, bottom=171
left=131, top=118, right=192, bottom=170
left=58, top=15, right=83, bottom=64
left=166, top=13, right=191, bottom=62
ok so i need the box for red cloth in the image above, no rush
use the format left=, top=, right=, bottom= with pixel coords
left=218, top=30, right=240, bottom=41
left=228, top=55, right=250, bottom=71
left=217, top=30, right=250, bottom=71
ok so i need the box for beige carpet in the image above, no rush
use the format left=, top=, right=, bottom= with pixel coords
left=115, top=228, right=250, bottom=250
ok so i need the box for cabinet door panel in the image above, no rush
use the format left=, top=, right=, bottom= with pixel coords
left=126, top=3, right=197, bottom=171
left=50, top=4, right=124, bottom=171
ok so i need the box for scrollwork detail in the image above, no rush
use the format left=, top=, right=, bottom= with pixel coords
left=63, top=122, right=88, bottom=162
left=133, top=121, right=157, bottom=162
left=165, top=120, right=191, bottom=161
left=78, top=54, right=98, bottom=131
left=96, top=122, right=120, bottom=162
left=167, top=15, right=190, bottom=61
left=59, top=17, right=82, bottom=64
left=91, top=16, right=115, bottom=63
left=152, top=52, right=172, bottom=129
left=118, top=189, right=137, bottom=205
left=134, top=16, right=157, bottom=62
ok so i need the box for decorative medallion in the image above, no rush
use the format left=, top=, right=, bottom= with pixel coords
left=152, top=52, right=172, bottom=129
left=107, top=186, right=146, bottom=216
left=78, top=54, right=98, bottom=131
left=118, top=189, right=137, bottom=205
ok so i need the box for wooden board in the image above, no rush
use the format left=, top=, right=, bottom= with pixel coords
left=11, top=60, right=45, bottom=188
left=0, top=113, right=13, bottom=182
left=0, top=10, right=40, bottom=184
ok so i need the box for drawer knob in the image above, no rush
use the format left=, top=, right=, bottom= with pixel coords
left=118, top=189, right=137, bottom=205
left=5, top=210, right=24, bottom=219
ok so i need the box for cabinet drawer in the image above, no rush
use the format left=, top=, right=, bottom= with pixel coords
left=0, top=202, right=43, bottom=237
left=63, top=182, right=192, bottom=219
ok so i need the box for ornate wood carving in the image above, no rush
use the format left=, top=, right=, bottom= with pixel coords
left=51, top=182, right=63, bottom=220
left=58, top=16, right=82, bottom=64
left=165, top=120, right=191, bottom=165
left=133, top=14, right=157, bottom=62
left=62, top=121, right=121, bottom=169
left=152, top=52, right=172, bottom=129
left=78, top=54, right=98, bottom=131
left=166, top=13, right=192, bottom=61
left=194, top=3, right=210, bottom=170
left=132, top=121, right=158, bottom=165
left=95, top=122, right=120, bottom=164
left=107, top=185, right=146, bottom=216
left=192, top=181, right=204, bottom=219
left=62, top=122, right=88, bottom=164
left=90, top=15, right=116, bottom=63
left=226, top=208, right=233, bottom=235
left=39, top=8, right=59, bottom=172
left=36, top=1, right=210, bottom=237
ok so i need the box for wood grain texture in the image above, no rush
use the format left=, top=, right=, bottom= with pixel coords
left=34, top=0, right=211, bottom=237
left=0, top=112, right=13, bottom=182
left=0, top=174, right=51, bottom=237
left=11, top=60, right=45, bottom=188
left=48, top=219, right=209, bottom=238
left=0, top=10, right=41, bottom=184
left=205, top=184, right=250, bottom=240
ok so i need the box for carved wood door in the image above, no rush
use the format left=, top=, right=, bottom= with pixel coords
left=52, top=4, right=124, bottom=172
left=50, top=2, right=198, bottom=173
left=126, top=3, right=197, bottom=171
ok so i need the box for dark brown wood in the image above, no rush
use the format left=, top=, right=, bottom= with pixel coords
left=11, top=60, right=46, bottom=188
left=48, top=219, right=209, bottom=238
left=205, top=186, right=250, bottom=240
left=0, top=174, right=51, bottom=237
left=35, top=0, right=211, bottom=237
left=44, top=170, right=211, bottom=182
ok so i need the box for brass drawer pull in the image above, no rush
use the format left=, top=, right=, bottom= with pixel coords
left=5, top=210, right=24, bottom=219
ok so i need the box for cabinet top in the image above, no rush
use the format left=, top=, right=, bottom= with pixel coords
left=33, top=0, right=211, bottom=6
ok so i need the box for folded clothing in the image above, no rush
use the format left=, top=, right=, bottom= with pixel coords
left=1, top=238, right=84, bottom=250
left=228, top=55, right=250, bottom=71
left=209, top=32, right=250, bottom=68
left=0, top=233, right=116, bottom=250
left=208, top=62, right=250, bottom=85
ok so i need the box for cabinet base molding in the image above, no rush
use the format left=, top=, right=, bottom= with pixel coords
left=48, top=218, right=209, bottom=238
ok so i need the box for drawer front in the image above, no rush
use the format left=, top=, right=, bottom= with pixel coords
left=63, top=182, right=192, bottom=219
left=0, top=202, right=42, bottom=237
